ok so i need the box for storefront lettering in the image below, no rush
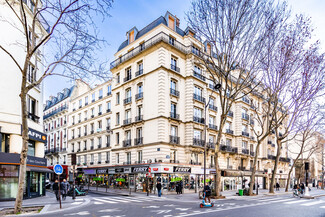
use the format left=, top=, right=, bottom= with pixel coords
left=173, top=167, right=191, bottom=173
left=164, top=168, right=169, bottom=171
left=153, top=168, right=158, bottom=171
left=97, top=169, right=107, bottom=174
left=116, top=178, right=125, bottom=182
left=132, top=167, right=148, bottom=173
left=171, top=177, right=183, bottom=182
left=115, top=168, right=124, bottom=173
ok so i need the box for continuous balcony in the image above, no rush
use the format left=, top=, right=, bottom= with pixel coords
left=227, top=111, right=234, bottom=117
left=250, top=151, right=255, bottom=156
left=28, top=113, right=40, bottom=123
left=123, top=75, right=132, bottom=83
left=170, top=135, right=180, bottom=144
left=135, top=92, right=143, bottom=100
left=279, top=157, right=290, bottom=163
left=189, top=160, right=201, bottom=165
left=226, top=129, right=234, bottom=135
left=193, top=93, right=205, bottom=103
left=170, top=112, right=180, bottom=120
left=44, top=105, right=68, bottom=120
left=207, top=142, right=215, bottom=149
left=123, top=139, right=132, bottom=147
left=193, top=138, right=205, bottom=147
left=267, top=155, right=276, bottom=160
left=219, top=145, right=238, bottom=154
left=193, top=116, right=204, bottom=124
left=134, top=137, right=143, bottom=145
left=242, top=131, right=249, bottom=137
left=193, top=71, right=205, bottom=81
left=170, top=88, right=179, bottom=97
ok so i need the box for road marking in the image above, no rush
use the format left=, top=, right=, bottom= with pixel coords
left=71, top=202, right=82, bottom=205
left=100, top=197, right=129, bottom=203
left=93, top=198, right=118, bottom=204
left=143, top=205, right=160, bottom=208
left=105, top=196, right=143, bottom=202
left=285, top=200, right=306, bottom=204
left=152, top=210, right=171, bottom=214
left=320, top=206, right=325, bottom=208
left=94, top=201, right=103, bottom=205
left=175, top=208, right=190, bottom=211
left=98, top=208, right=120, bottom=213
left=64, top=211, right=90, bottom=216
left=301, top=200, right=325, bottom=206
left=75, top=198, right=84, bottom=201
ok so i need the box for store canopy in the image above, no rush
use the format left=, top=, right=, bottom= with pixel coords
left=27, top=166, right=54, bottom=173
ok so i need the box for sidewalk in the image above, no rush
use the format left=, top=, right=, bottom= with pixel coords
left=0, top=191, right=90, bottom=215
left=88, top=186, right=325, bottom=202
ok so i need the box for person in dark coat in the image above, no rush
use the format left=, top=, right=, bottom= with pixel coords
left=52, top=180, right=60, bottom=201
left=203, top=183, right=212, bottom=204
left=61, top=179, right=70, bottom=200
left=276, top=182, right=280, bottom=191
left=156, top=181, right=162, bottom=197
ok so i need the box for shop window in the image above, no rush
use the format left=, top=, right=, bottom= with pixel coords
left=27, top=140, right=35, bottom=156
left=0, top=165, right=19, bottom=199
left=0, top=133, right=10, bottom=153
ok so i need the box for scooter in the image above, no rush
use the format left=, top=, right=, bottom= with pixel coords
left=200, top=192, right=214, bottom=208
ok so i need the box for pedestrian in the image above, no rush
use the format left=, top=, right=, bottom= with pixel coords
left=300, top=183, right=305, bottom=194
left=276, top=182, right=280, bottom=191
left=61, top=179, right=70, bottom=200
left=176, top=182, right=179, bottom=194
left=180, top=181, right=183, bottom=194
left=156, top=181, right=162, bottom=197
left=52, top=179, right=60, bottom=201
left=203, top=183, right=212, bottom=204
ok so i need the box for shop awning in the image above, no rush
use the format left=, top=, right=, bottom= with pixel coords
left=27, top=166, right=54, bottom=173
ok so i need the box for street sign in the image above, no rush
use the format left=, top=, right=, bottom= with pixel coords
left=53, top=164, right=63, bottom=175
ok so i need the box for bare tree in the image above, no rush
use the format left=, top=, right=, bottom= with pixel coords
left=260, top=14, right=325, bottom=193
left=0, top=0, right=113, bottom=213
left=186, top=0, right=289, bottom=197
left=285, top=107, right=321, bottom=192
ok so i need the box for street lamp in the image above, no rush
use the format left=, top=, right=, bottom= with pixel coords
left=203, top=83, right=221, bottom=188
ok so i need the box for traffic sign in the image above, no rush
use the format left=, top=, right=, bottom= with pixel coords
left=53, top=164, right=63, bottom=175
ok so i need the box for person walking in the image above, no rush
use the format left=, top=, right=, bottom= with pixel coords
left=276, top=182, right=280, bottom=191
left=61, top=179, right=70, bottom=200
left=52, top=180, right=60, bottom=201
left=300, top=183, right=305, bottom=194
left=156, top=181, right=162, bottom=197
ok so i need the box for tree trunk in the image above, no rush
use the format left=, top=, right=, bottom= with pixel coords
left=285, top=152, right=301, bottom=192
left=248, top=141, right=261, bottom=195
left=269, top=140, right=282, bottom=193
left=14, top=78, right=28, bottom=214
left=213, top=118, right=225, bottom=197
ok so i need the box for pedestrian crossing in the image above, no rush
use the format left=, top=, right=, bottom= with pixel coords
left=93, top=196, right=168, bottom=204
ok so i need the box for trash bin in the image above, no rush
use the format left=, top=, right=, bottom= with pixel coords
left=238, top=189, right=243, bottom=196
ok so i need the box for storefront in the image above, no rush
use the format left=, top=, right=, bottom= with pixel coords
left=0, top=152, right=52, bottom=201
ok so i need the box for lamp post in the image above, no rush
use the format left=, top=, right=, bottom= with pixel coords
left=203, top=83, right=221, bottom=188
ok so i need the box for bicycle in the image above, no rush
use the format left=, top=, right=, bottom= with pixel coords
left=293, top=189, right=301, bottom=198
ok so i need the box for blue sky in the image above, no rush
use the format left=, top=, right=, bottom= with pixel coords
left=43, top=0, right=325, bottom=101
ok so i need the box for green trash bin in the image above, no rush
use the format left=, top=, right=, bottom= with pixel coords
left=238, top=189, right=243, bottom=196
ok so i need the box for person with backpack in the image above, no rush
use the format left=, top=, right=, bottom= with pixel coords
left=203, top=183, right=212, bottom=204
left=52, top=179, right=60, bottom=201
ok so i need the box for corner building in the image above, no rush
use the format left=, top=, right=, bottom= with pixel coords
left=71, top=12, right=290, bottom=193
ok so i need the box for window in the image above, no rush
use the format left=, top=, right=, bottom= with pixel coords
left=194, top=107, right=202, bottom=118
left=116, top=132, right=120, bottom=144
left=91, top=154, right=94, bottom=162
left=92, top=93, right=95, bottom=102
left=171, top=57, right=177, bottom=67
left=73, top=102, right=76, bottom=110
left=27, top=63, right=36, bottom=83
left=126, top=152, right=131, bottom=164
left=91, top=108, right=94, bottom=116
left=171, top=103, right=177, bottom=114
left=116, top=92, right=120, bottom=104
left=107, top=85, right=112, bottom=95
left=98, top=120, right=102, bottom=129
left=0, top=133, right=10, bottom=153
left=116, top=112, right=120, bottom=125
left=116, top=153, right=120, bottom=164
left=242, top=141, right=248, bottom=149
left=78, top=156, right=81, bottom=164
left=192, top=46, right=199, bottom=55
left=27, top=141, right=35, bottom=156
left=137, top=62, right=143, bottom=76
left=242, top=125, right=248, bottom=133
left=125, top=130, right=131, bottom=140
left=169, top=36, right=175, bottom=46
left=79, top=99, right=82, bottom=108
left=98, top=137, right=102, bottom=147
left=136, top=127, right=142, bottom=138
left=194, top=65, right=201, bottom=74
left=99, top=89, right=103, bottom=99
left=170, top=80, right=177, bottom=90
left=78, top=113, right=81, bottom=122
left=72, top=116, right=75, bottom=124
left=84, top=155, right=87, bottom=163
left=138, top=151, right=142, bottom=162
left=117, top=73, right=120, bottom=83
left=84, top=140, right=87, bottom=149
left=209, top=97, right=215, bottom=107
left=83, top=125, right=87, bottom=134
left=171, top=126, right=177, bottom=136
left=193, top=129, right=202, bottom=139
left=125, top=109, right=131, bottom=120
left=106, top=152, right=110, bottom=161
left=225, top=122, right=232, bottom=130
left=209, top=135, right=214, bottom=143
left=98, top=104, right=102, bottom=114
left=84, top=111, right=87, bottom=120
left=194, top=86, right=202, bottom=97
left=98, top=153, right=102, bottom=163
left=126, top=89, right=131, bottom=98
left=226, top=139, right=232, bottom=146
left=90, top=123, right=94, bottom=132
left=91, top=139, right=94, bottom=148
left=125, top=67, right=132, bottom=81
left=106, top=118, right=111, bottom=129
left=107, top=101, right=111, bottom=112
left=106, top=135, right=110, bottom=145
left=85, top=96, right=88, bottom=105
left=27, top=96, right=37, bottom=116
left=138, top=83, right=143, bottom=94
left=209, top=116, right=215, bottom=125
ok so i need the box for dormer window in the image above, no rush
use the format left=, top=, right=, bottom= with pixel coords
left=169, top=36, right=175, bottom=46
left=129, top=30, right=135, bottom=43
left=207, top=44, right=211, bottom=55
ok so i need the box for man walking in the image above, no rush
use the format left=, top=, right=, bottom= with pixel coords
left=52, top=180, right=60, bottom=201
left=61, top=179, right=70, bottom=200
left=156, top=181, right=162, bottom=197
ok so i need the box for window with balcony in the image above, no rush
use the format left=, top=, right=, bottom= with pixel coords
left=136, top=62, right=143, bottom=77
left=98, top=153, right=102, bottom=164
left=85, top=96, right=88, bottom=105
left=106, top=152, right=110, bottom=163
left=116, top=132, right=120, bottom=145
left=91, top=108, right=94, bottom=117
left=84, top=111, right=87, bottom=120
left=124, top=109, right=131, bottom=125
left=225, top=122, right=232, bottom=134
left=193, top=107, right=203, bottom=123
left=124, top=130, right=131, bottom=147
left=242, top=125, right=249, bottom=137
left=136, top=83, right=143, bottom=100
left=209, top=116, right=217, bottom=130
left=106, top=118, right=111, bottom=130
left=27, top=96, right=39, bottom=122
left=116, top=92, right=120, bottom=104
left=92, top=93, right=95, bottom=102
left=98, top=137, right=102, bottom=148
left=124, top=67, right=132, bottom=82
left=171, top=57, right=179, bottom=72
left=79, top=99, right=82, bottom=108
left=98, top=120, right=102, bottom=130
left=226, top=139, right=232, bottom=146
left=116, top=153, right=120, bottom=164
left=194, top=129, right=202, bottom=139
left=170, top=79, right=179, bottom=97
left=124, top=89, right=132, bottom=104
left=194, top=86, right=204, bottom=102
left=27, top=63, right=36, bottom=83
left=107, top=101, right=111, bottom=112
left=117, top=73, right=120, bottom=84
left=99, top=89, right=103, bottom=99
left=170, top=103, right=178, bottom=119
left=194, top=65, right=205, bottom=81
left=107, top=85, right=112, bottom=95
left=134, top=128, right=143, bottom=145
left=98, top=104, right=102, bottom=115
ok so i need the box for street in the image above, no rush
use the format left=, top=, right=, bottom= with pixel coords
left=25, top=191, right=325, bottom=217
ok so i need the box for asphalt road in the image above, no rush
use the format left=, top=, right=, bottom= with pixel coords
left=20, top=192, right=325, bottom=217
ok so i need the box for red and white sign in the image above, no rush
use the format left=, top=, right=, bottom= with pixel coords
left=153, top=168, right=158, bottom=171
left=148, top=168, right=151, bottom=172
left=164, top=168, right=169, bottom=171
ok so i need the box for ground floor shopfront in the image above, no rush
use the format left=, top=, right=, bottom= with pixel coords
left=78, top=163, right=219, bottom=194
left=0, top=152, right=52, bottom=201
